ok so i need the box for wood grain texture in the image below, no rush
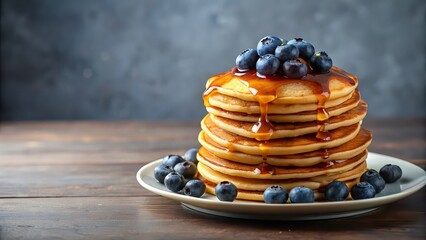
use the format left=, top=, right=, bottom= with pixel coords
left=0, top=119, right=425, bottom=240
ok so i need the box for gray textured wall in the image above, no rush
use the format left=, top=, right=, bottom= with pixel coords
left=1, top=0, right=425, bottom=121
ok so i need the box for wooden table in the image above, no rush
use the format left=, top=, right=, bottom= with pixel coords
left=0, top=119, right=425, bottom=240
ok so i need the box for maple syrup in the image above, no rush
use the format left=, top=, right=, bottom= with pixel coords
left=254, top=162, right=276, bottom=175
left=321, top=148, right=330, bottom=159
left=203, top=66, right=356, bottom=174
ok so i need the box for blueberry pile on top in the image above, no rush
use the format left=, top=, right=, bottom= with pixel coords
left=235, top=36, right=333, bottom=79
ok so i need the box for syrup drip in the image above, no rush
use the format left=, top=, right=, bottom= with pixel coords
left=326, top=161, right=335, bottom=167
left=259, top=142, right=269, bottom=160
left=311, top=72, right=331, bottom=142
left=254, top=141, right=275, bottom=175
left=315, top=160, right=336, bottom=169
left=203, top=66, right=356, bottom=174
left=321, top=149, right=330, bottom=159
left=203, top=86, right=218, bottom=107
left=225, top=142, right=236, bottom=152
left=316, top=121, right=331, bottom=141
left=248, top=95, right=275, bottom=141
left=238, top=71, right=283, bottom=142
left=254, top=162, right=275, bottom=175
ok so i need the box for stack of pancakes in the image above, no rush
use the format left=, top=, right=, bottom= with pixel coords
left=197, top=67, right=372, bottom=201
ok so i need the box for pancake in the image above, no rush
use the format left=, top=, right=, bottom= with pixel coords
left=198, top=128, right=372, bottom=166
left=206, top=89, right=361, bottom=123
left=210, top=100, right=367, bottom=139
left=207, top=91, right=353, bottom=115
left=198, top=159, right=366, bottom=201
left=197, top=161, right=366, bottom=192
left=195, top=58, right=370, bottom=203
left=201, top=177, right=360, bottom=201
left=198, top=149, right=368, bottom=180
left=201, top=115, right=361, bottom=155
left=205, top=66, right=358, bottom=105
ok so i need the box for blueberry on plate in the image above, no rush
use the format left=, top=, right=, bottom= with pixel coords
left=256, top=54, right=280, bottom=75
left=236, top=48, right=259, bottom=71
left=264, top=185, right=289, bottom=204
left=309, top=51, right=333, bottom=73
left=162, top=154, right=185, bottom=168
left=380, top=164, right=403, bottom=183
left=324, top=181, right=349, bottom=201
left=289, top=187, right=315, bottom=203
left=287, top=38, right=315, bottom=60
left=164, top=172, right=185, bottom=192
left=184, top=179, right=206, bottom=198
left=174, top=161, right=197, bottom=179
left=275, top=44, right=299, bottom=62
left=351, top=182, right=376, bottom=200
left=283, top=59, right=308, bottom=79
left=153, top=164, right=174, bottom=184
left=360, top=169, right=386, bottom=193
left=215, top=181, right=238, bottom=202
left=183, top=148, right=199, bottom=165
left=257, top=36, right=282, bottom=56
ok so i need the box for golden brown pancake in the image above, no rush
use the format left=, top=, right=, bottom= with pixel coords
left=210, top=100, right=367, bottom=139
left=206, top=89, right=361, bottom=123
left=201, top=115, right=361, bottom=155
left=205, top=66, right=358, bottom=104
left=197, top=159, right=366, bottom=201
left=198, top=128, right=372, bottom=166
left=197, top=149, right=368, bottom=180
left=207, top=91, right=353, bottom=115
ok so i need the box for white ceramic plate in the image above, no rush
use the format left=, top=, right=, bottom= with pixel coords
left=136, top=152, right=426, bottom=220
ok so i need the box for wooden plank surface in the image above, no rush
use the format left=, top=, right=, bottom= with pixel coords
left=0, top=119, right=425, bottom=240
left=1, top=193, right=424, bottom=240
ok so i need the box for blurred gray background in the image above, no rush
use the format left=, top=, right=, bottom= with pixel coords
left=1, top=0, right=425, bottom=121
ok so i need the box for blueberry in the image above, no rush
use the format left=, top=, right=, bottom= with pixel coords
left=174, top=161, right=197, bottom=179
left=256, top=54, right=280, bottom=75
left=153, top=164, right=174, bottom=184
left=360, top=169, right=386, bottom=193
left=283, top=59, right=308, bottom=79
left=257, top=36, right=282, bottom=56
left=324, top=181, right=349, bottom=201
left=263, top=185, right=289, bottom=204
left=379, top=164, right=403, bottom=183
left=275, top=44, right=299, bottom=62
left=287, top=38, right=315, bottom=60
left=215, top=181, right=238, bottom=202
left=162, top=154, right=185, bottom=168
left=309, top=51, right=333, bottom=73
left=183, top=148, right=199, bottom=165
left=289, top=187, right=315, bottom=203
left=184, top=179, right=206, bottom=198
left=164, top=172, right=185, bottom=192
left=236, top=48, right=259, bottom=70
left=351, top=182, right=376, bottom=200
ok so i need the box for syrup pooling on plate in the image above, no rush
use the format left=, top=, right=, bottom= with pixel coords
left=203, top=66, right=356, bottom=175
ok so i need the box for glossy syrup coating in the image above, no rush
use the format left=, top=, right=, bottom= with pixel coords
left=203, top=66, right=357, bottom=175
